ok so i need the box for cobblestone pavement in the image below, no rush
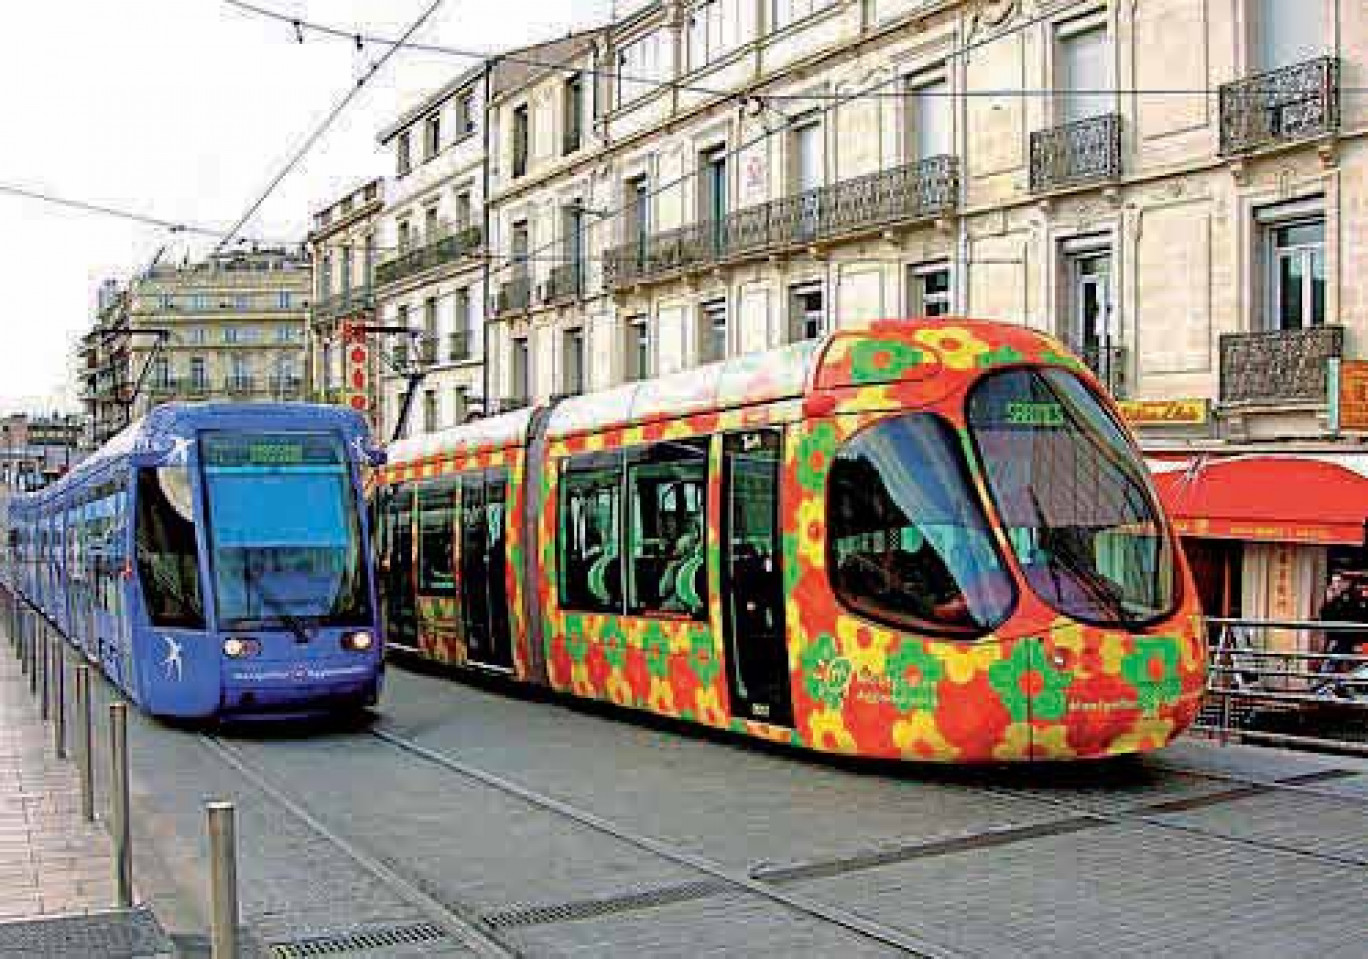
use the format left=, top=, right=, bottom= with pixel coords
left=72, top=656, right=1368, bottom=957
left=0, top=645, right=113, bottom=920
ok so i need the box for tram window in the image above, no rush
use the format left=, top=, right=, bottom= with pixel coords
left=417, top=479, right=458, bottom=595
left=134, top=466, right=205, bottom=629
left=625, top=439, right=709, bottom=619
left=828, top=415, right=1015, bottom=638
left=558, top=453, right=623, bottom=613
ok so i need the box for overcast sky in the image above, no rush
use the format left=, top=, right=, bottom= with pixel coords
left=0, top=0, right=612, bottom=414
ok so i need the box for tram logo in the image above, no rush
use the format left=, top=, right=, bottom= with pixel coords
left=161, top=635, right=184, bottom=682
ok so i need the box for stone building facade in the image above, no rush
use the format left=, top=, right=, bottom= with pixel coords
left=469, top=0, right=1362, bottom=452
left=79, top=279, right=132, bottom=447
left=123, top=248, right=312, bottom=421
left=306, top=177, right=385, bottom=431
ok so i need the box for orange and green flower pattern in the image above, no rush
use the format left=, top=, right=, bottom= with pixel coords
left=380, top=319, right=1207, bottom=762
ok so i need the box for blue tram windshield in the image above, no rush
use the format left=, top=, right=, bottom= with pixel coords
left=966, top=368, right=1178, bottom=627
left=201, top=432, right=371, bottom=629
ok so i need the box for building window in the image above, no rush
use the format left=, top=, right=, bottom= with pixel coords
left=276, top=325, right=295, bottom=343
left=424, top=205, right=440, bottom=240
left=909, top=263, right=952, bottom=317
left=422, top=297, right=439, bottom=363
left=424, top=113, right=441, bottom=160
left=189, top=327, right=207, bottom=345
left=223, top=327, right=240, bottom=345
left=397, top=131, right=412, bottom=175
left=688, top=0, right=745, bottom=71
left=512, top=104, right=530, bottom=179
left=562, top=204, right=586, bottom=294
left=1056, top=21, right=1111, bottom=124
left=452, top=386, right=469, bottom=424
left=1061, top=244, right=1114, bottom=380
left=511, top=337, right=530, bottom=402
left=699, top=300, right=727, bottom=364
left=789, top=283, right=825, bottom=341
left=563, top=327, right=586, bottom=395
left=277, top=291, right=293, bottom=309
left=189, top=293, right=209, bottom=311
left=701, top=146, right=728, bottom=252
left=454, top=191, right=472, bottom=229
left=772, top=0, right=836, bottom=31
left=616, top=30, right=669, bottom=107
left=907, top=74, right=952, bottom=160
left=563, top=74, right=583, bottom=154
left=157, top=293, right=175, bottom=310
left=423, top=390, right=438, bottom=433
left=151, top=357, right=170, bottom=388
left=626, top=176, right=650, bottom=254
left=234, top=295, right=250, bottom=311
left=625, top=315, right=652, bottom=381
left=398, top=220, right=412, bottom=252
left=1265, top=217, right=1326, bottom=331
left=190, top=357, right=206, bottom=389
left=456, top=93, right=475, bottom=135
left=451, top=288, right=471, bottom=360
left=1253, top=0, right=1326, bottom=72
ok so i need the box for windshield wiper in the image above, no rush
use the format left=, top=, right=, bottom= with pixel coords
left=243, top=563, right=312, bottom=644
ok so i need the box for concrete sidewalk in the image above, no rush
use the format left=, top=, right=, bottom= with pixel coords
left=0, top=645, right=113, bottom=920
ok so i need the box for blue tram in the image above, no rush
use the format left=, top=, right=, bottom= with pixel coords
left=3, top=403, right=385, bottom=718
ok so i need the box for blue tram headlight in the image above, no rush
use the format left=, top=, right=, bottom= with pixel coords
left=341, top=631, right=374, bottom=653
left=223, top=637, right=262, bottom=658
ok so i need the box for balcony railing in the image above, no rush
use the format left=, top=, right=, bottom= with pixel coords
left=546, top=263, right=583, bottom=304
left=224, top=376, right=257, bottom=394
left=375, top=225, right=482, bottom=287
left=1219, top=56, right=1340, bottom=156
left=268, top=376, right=304, bottom=395
left=1076, top=344, right=1127, bottom=397
left=605, top=156, right=959, bottom=290
left=1219, top=325, right=1343, bottom=405
left=495, top=395, right=529, bottom=414
left=448, top=331, right=471, bottom=363
left=1029, top=113, right=1122, bottom=193
left=312, top=287, right=376, bottom=322
left=562, top=127, right=582, bottom=156
left=494, top=276, right=532, bottom=315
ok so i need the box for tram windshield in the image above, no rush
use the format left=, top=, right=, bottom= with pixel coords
left=967, top=368, right=1178, bottom=626
left=200, top=432, right=371, bottom=630
left=829, top=414, right=1016, bottom=637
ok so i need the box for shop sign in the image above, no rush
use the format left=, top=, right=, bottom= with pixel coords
left=1336, top=360, right=1368, bottom=432
left=1117, top=398, right=1209, bottom=426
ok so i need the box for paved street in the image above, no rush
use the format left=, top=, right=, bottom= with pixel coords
left=52, top=656, right=1367, bottom=958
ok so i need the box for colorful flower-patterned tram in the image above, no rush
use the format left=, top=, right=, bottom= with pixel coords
left=372, top=320, right=1206, bottom=761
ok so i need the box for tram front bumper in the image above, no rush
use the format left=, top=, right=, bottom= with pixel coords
left=220, top=656, right=381, bottom=716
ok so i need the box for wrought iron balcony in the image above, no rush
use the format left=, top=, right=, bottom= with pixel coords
left=448, top=331, right=471, bottom=362
left=494, top=276, right=532, bottom=315
left=375, top=226, right=482, bottom=287
left=149, top=378, right=180, bottom=397
left=1219, top=56, right=1340, bottom=156
left=1029, top=114, right=1122, bottom=193
left=268, top=375, right=304, bottom=395
left=546, top=263, right=584, bottom=304
left=604, top=156, right=960, bottom=290
left=312, top=287, right=376, bottom=322
left=1219, top=325, right=1343, bottom=405
left=224, top=375, right=257, bottom=394
left=1076, top=344, right=1127, bottom=398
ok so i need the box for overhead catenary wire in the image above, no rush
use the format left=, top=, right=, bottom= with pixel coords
left=213, top=0, right=447, bottom=252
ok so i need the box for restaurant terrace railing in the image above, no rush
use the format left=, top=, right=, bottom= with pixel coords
left=604, top=155, right=959, bottom=289
left=375, top=225, right=482, bottom=288
left=1029, top=114, right=1123, bottom=193
left=1218, top=324, right=1343, bottom=405
left=1219, top=56, right=1340, bottom=156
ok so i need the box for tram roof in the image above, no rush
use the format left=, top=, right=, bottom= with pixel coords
left=388, top=406, right=536, bottom=465
left=13, top=402, right=371, bottom=508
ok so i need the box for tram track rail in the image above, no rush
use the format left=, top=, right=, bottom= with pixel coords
left=368, top=725, right=965, bottom=958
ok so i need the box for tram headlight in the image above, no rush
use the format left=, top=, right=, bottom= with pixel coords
left=341, top=631, right=374, bottom=653
left=223, top=637, right=261, bottom=658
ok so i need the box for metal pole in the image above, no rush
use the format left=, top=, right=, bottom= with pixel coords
left=76, top=666, right=94, bottom=822
left=28, top=615, right=38, bottom=695
left=53, top=641, right=66, bottom=758
left=18, top=608, right=28, bottom=676
left=39, top=624, right=49, bottom=719
left=207, top=802, right=240, bottom=959
left=109, top=702, right=132, bottom=908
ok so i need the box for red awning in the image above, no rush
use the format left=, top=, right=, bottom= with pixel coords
left=1148, top=454, right=1368, bottom=546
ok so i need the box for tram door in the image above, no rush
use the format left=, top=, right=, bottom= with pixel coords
left=378, top=487, right=418, bottom=648
left=720, top=430, right=793, bottom=727
left=460, top=469, right=513, bottom=670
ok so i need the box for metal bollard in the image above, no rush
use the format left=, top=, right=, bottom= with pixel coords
left=207, top=802, right=240, bottom=959
left=109, top=702, right=133, bottom=908
left=39, top=626, right=49, bottom=718
left=54, top=643, right=67, bottom=759
left=76, top=666, right=95, bottom=822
